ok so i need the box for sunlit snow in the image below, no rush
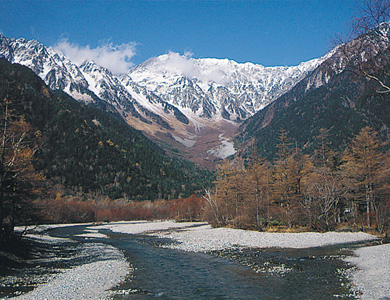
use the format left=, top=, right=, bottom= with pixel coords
left=207, top=133, right=236, bottom=159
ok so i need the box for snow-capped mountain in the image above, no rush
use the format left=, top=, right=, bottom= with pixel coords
left=0, top=34, right=186, bottom=128
left=0, top=34, right=332, bottom=167
left=237, top=22, right=390, bottom=161
left=0, top=36, right=89, bottom=98
left=126, top=52, right=328, bottom=121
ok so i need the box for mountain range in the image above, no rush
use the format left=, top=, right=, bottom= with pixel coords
left=1, top=21, right=389, bottom=170
left=0, top=58, right=212, bottom=200
left=0, top=34, right=328, bottom=168
left=238, top=22, right=390, bottom=159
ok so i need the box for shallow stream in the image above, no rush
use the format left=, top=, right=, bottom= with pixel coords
left=104, top=232, right=359, bottom=300
left=1, top=224, right=371, bottom=299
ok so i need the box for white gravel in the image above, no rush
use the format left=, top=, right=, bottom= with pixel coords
left=10, top=221, right=386, bottom=300
left=10, top=230, right=130, bottom=300
left=90, top=220, right=208, bottom=235
left=152, top=225, right=377, bottom=252
left=75, top=229, right=109, bottom=239
left=345, top=244, right=390, bottom=300
left=96, top=221, right=376, bottom=252
left=14, top=259, right=128, bottom=300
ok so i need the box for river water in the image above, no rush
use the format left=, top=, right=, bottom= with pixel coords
left=1, top=224, right=365, bottom=299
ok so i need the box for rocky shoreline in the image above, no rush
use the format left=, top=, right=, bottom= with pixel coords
left=1, top=221, right=388, bottom=299
left=96, top=221, right=388, bottom=299
left=1, top=227, right=129, bottom=300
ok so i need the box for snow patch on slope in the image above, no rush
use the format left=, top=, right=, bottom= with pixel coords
left=207, top=133, right=236, bottom=159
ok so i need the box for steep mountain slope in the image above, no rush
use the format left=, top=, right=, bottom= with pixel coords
left=127, top=52, right=329, bottom=121
left=0, top=34, right=327, bottom=168
left=0, top=35, right=169, bottom=122
left=237, top=24, right=390, bottom=160
left=0, top=58, right=212, bottom=200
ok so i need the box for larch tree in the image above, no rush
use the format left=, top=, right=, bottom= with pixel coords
left=342, top=126, right=386, bottom=229
left=301, top=129, right=344, bottom=230
left=203, top=160, right=236, bottom=226
left=302, top=164, right=345, bottom=230
left=375, top=155, right=390, bottom=233
left=271, top=129, right=298, bottom=227
left=246, top=153, right=272, bottom=230
left=0, top=95, right=43, bottom=237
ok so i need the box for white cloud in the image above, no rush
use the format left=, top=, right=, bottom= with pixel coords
left=54, top=39, right=137, bottom=74
left=158, top=51, right=228, bottom=85
left=159, top=51, right=201, bottom=78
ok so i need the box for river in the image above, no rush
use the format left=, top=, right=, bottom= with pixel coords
left=1, top=224, right=366, bottom=299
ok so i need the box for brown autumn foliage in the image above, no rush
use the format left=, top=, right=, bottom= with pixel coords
left=203, top=127, right=390, bottom=233
left=1, top=96, right=44, bottom=236
left=36, top=193, right=206, bottom=224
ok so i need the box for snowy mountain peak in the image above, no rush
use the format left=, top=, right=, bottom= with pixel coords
left=0, top=33, right=328, bottom=123
left=126, top=51, right=328, bottom=120
left=0, top=34, right=334, bottom=166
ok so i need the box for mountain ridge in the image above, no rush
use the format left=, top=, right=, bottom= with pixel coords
left=0, top=33, right=330, bottom=168
left=0, top=58, right=212, bottom=199
left=237, top=22, right=390, bottom=160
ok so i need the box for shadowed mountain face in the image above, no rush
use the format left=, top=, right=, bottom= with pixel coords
left=0, top=34, right=326, bottom=168
left=3, top=25, right=389, bottom=167
left=237, top=23, right=390, bottom=160
left=0, top=58, right=213, bottom=200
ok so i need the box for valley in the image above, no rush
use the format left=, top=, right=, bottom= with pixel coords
left=2, top=2, right=390, bottom=300
left=128, top=111, right=240, bottom=169
left=0, top=34, right=326, bottom=168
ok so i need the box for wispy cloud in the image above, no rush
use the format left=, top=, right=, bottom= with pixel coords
left=158, top=51, right=228, bottom=85
left=54, top=39, right=137, bottom=74
left=159, top=51, right=201, bottom=78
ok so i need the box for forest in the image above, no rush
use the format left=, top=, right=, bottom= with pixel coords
left=25, top=126, right=390, bottom=236
left=204, top=128, right=390, bottom=234
left=0, top=59, right=213, bottom=238
left=0, top=60, right=389, bottom=236
left=1, top=0, right=390, bottom=237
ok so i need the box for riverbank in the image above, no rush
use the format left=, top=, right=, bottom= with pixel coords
left=345, top=243, right=390, bottom=300
left=2, top=221, right=387, bottom=299
left=95, top=220, right=388, bottom=299
left=94, top=221, right=377, bottom=251
left=1, top=226, right=130, bottom=300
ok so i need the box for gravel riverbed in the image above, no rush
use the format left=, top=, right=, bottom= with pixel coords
left=3, top=221, right=388, bottom=299
left=95, top=220, right=388, bottom=299
left=345, top=243, right=390, bottom=300
left=2, top=227, right=130, bottom=300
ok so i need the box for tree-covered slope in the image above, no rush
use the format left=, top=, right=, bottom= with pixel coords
left=0, top=59, right=212, bottom=200
left=237, top=45, right=390, bottom=160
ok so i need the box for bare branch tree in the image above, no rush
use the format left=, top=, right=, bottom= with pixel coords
left=351, top=0, right=390, bottom=36
left=333, top=0, right=390, bottom=93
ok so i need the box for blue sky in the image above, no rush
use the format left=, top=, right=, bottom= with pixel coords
left=1, top=0, right=356, bottom=70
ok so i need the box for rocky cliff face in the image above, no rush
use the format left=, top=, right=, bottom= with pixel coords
left=126, top=52, right=328, bottom=122
left=237, top=22, right=390, bottom=160
left=0, top=34, right=330, bottom=167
